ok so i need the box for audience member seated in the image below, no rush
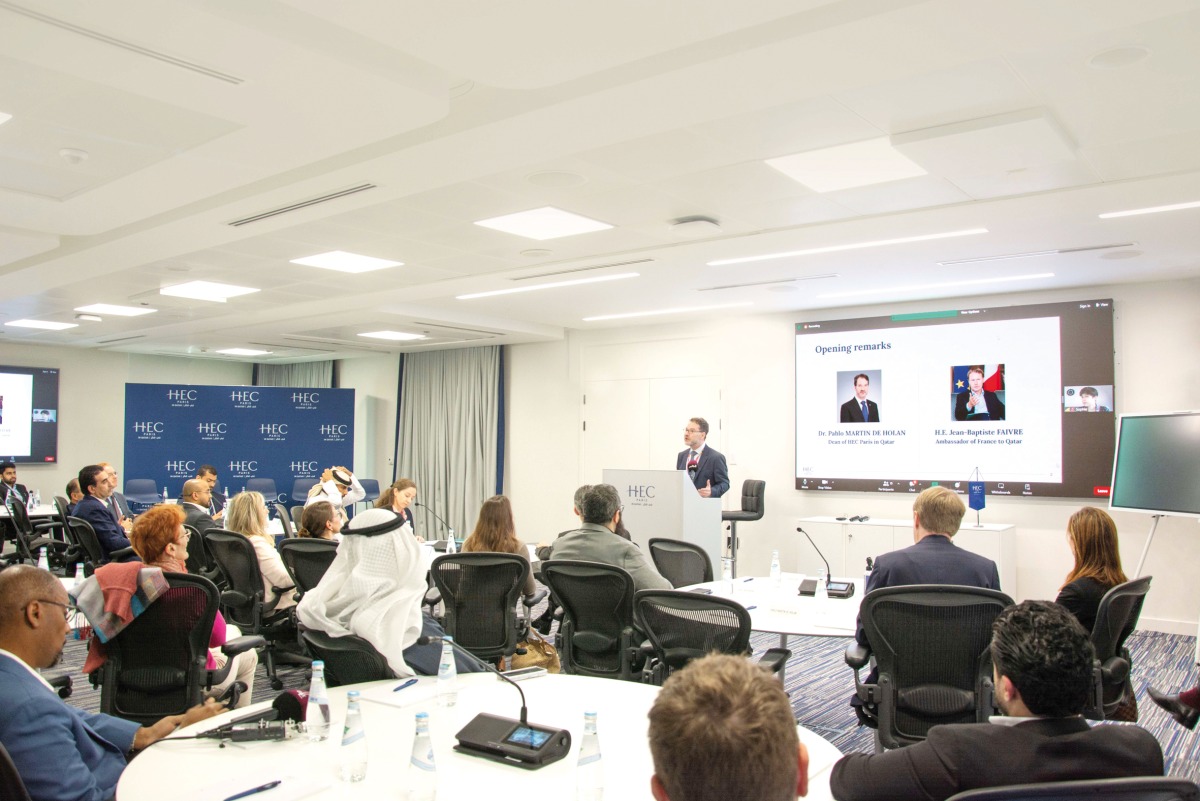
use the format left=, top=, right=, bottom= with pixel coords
left=1148, top=680, right=1200, bottom=731
left=375, top=478, right=419, bottom=540
left=129, top=505, right=258, bottom=707
left=547, top=484, right=671, bottom=592
left=74, top=464, right=137, bottom=563
left=97, top=463, right=133, bottom=532
left=462, top=495, right=536, bottom=596
left=297, top=508, right=481, bottom=676
left=179, top=478, right=220, bottom=536
left=852, top=486, right=999, bottom=724
left=298, top=501, right=342, bottom=540
left=225, top=491, right=296, bottom=612
left=831, top=600, right=1164, bottom=801
left=195, top=464, right=227, bottom=521
left=0, top=565, right=222, bottom=801
left=1055, top=506, right=1128, bottom=633
left=304, top=466, right=364, bottom=524
left=649, top=653, right=809, bottom=801
left=65, top=478, right=84, bottom=515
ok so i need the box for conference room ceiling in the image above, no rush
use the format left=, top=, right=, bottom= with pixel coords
left=2, top=0, right=1200, bottom=362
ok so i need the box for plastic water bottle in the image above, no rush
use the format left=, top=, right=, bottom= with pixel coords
left=577, top=710, right=603, bottom=801
left=721, top=557, right=733, bottom=591
left=306, top=661, right=331, bottom=741
left=338, top=691, right=367, bottom=782
left=30, top=489, right=40, bottom=508
left=769, top=550, right=781, bottom=587
left=815, top=570, right=829, bottom=607
left=437, top=637, right=458, bottom=706
left=162, top=486, right=169, bottom=503
left=36, top=548, right=49, bottom=572
left=445, top=531, right=457, bottom=554
left=73, top=562, right=85, bottom=584
left=408, top=712, right=437, bottom=801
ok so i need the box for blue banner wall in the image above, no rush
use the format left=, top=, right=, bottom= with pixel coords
left=124, top=384, right=354, bottom=504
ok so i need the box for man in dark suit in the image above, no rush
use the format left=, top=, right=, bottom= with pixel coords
left=180, top=478, right=219, bottom=534
left=98, top=462, right=134, bottom=528
left=954, top=366, right=1005, bottom=421
left=196, top=464, right=227, bottom=521
left=675, top=417, right=729, bottom=498
left=840, top=374, right=880, bottom=423
left=0, top=460, right=29, bottom=507
left=832, top=601, right=1163, bottom=801
left=74, top=464, right=136, bottom=562
left=0, top=566, right=221, bottom=801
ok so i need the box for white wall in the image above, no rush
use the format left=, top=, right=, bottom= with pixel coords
left=505, top=278, right=1200, bottom=635
left=338, top=353, right=400, bottom=484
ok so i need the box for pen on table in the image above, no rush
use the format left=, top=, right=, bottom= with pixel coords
left=745, top=605, right=757, bottom=610
left=394, top=678, right=419, bottom=692
left=224, top=780, right=282, bottom=801
left=741, top=577, right=754, bottom=582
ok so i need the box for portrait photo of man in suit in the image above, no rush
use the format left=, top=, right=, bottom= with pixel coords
left=839, top=372, right=880, bottom=423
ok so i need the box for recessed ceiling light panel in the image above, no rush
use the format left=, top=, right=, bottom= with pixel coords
left=765, top=137, right=927, bottom=193
left=5, top=319, right=78, bottom=330
left=474, top=206, right=612, bottom=241
left=0, top=111, right=12, bottom=127
left=289, top=251, right=403, bottom=273
left=75, top=303, right=157, bottom=317
left=159, top=281, right=260, bottom=302
left=358, top=331, right=427, bottom=341
left=217, top=348, right=272, bottom=356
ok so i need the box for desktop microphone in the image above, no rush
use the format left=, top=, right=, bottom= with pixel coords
left=416, top=635, right=570, bottom=769
left=796, top=527, right=856, bottom=600
left=413, top=501, right=457, bottom=543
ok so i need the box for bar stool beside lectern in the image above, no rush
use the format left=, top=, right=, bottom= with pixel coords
left=721, top=480, right=764, bottom=578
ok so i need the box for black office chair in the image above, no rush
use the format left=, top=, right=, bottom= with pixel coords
left=205, top=530, right=304, bottom=690
left=1086, top=576, right=1152, bottom=721
left=278, top=538, right=338, bottom=602
left=634, top=589, right=789, bottom=685
left=946, top=777, right=1200, bottom=801
left=721, top=479, right=765, bottom=577
left=123, top=479, right=162, bottom=513
left=66, top=516, right=135, bottom=567
left=648, top=538, right=714, bottom=588
left=299, top=629, right=396, bottom=687
left=430, top=552, right=546, bottom=664
left=5, top=500, right=70, bottom=568
left=0, top=741, right=32, bottom=801
left=540, top=560, right=644, bottom=681
left=846, top=584, right=1014, bottom=749
left=274, top=503, right=298, bottom=538
left=89, top=572, right=262, bottom=724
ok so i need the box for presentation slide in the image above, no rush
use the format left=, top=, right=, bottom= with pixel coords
left=0, top=366, right=60, bottom=463
left=795, top=299, right=1115, bottom=499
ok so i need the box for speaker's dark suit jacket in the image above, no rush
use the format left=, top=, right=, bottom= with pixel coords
left=676, top=445, right=729, bottom=498
left=955, top=390, right=1005, bottom=421
left=831, top=716, right=1163, bottom=801
left=841, top=397, right=880, bottom=423
left=856, top=534, right=1000, bottom=646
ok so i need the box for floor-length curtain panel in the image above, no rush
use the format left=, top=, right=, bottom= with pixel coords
left=395, top=347, right=501, bottom=539
left=253, top=361, right=334, bottom=388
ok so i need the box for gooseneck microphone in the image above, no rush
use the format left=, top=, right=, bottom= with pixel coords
left=797, top=526, right=832, bottom=585
left=415, top=635, right=571, bottom=768
left=413, top=501, right=456, bottom=540
left=797, top=527, right=857, bottom=600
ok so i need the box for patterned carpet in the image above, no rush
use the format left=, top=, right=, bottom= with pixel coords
left=50, top=623, right=1200, bottom=784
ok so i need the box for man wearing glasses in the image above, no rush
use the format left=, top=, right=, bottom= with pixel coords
left=0, top=565, right=222, bottom=801
left=675, top=417, right=730, bottom=498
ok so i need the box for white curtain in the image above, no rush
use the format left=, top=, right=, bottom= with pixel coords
left=254, top=361, right=334, bottom=388
left=395, top=347, right=502, bottom=539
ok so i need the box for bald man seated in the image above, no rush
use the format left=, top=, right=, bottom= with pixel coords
left=0, top=565, right=222, bottom=801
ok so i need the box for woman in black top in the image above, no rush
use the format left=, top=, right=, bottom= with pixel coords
left=1055, top=506, right=1128, bottom=632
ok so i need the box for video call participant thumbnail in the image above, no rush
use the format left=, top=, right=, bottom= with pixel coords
left=954, top=366, right=1005, bottom=422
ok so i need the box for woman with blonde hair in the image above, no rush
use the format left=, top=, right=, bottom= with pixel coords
left=129, top=505, right=258, bottom=706
left=1055, top=506, right=1128, bottom=633
left=462, top=495, right=536, bottom=596
left=225, top=491, right=296, bottom=611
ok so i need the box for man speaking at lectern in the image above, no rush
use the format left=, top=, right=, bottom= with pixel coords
left=676, top=417, right=729, bottom=499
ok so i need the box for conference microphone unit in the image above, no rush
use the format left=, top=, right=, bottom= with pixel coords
left=796, top=527, right=855, bottom=600
left=413, top=501, right=458, bottom=549
left=415, top=635, right=571, bottom=770
left=195, top=690, right=308, bottom=744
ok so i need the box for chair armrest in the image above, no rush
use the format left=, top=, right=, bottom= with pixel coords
left=222, top=635, right=267, bottom=657
left=1099, top=655, right=1130, bottom=686
left=221, top=590, right=252, bottom=607
left=845, top=642, right=872, bottom=670
left=757, top=647, right=792, bottom=675
left=110, top=546, right=136, bottom=560
left=522, top=589, right=548, bottom=609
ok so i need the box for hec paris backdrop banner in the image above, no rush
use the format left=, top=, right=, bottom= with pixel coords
left=123, top=384, right=354, bottom=504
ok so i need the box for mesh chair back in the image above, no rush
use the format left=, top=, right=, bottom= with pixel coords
left=204, top=530, right=268, bottom=630
left=946, top=777, right=1200, bottom=801
left=7, top=500, right=37, bottom=559
left=541, top=560, right=638, bottom=679
left=278, top=538, right=338, bottom=597
left=0, top=741, right=32, bottom=801
left=274, top=503, right=297, bottom=538
left=648, top=538, right=714, bottom=587
left=860, top=584, right=1013, bottom=748
left=183, top=524, right=212, bottom=574
left=67, top=516, right=106, bottom=567
left=634, top=590, right=751, bottom=679
left=97, top=572, right=217, bottom=724
left=1091, top=576, right=1152, bottom=712
left=430, top=553, right=527, bottom=661
left=300, top=629, right=396, bottom=687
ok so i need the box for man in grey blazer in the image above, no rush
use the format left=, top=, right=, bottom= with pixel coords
left=547, top=483, right=671, bottom=592
left=832, top=601, right=1163, bottom=801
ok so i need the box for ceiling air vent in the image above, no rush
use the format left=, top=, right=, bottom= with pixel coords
left=228, top=184, right=377, bottom=227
